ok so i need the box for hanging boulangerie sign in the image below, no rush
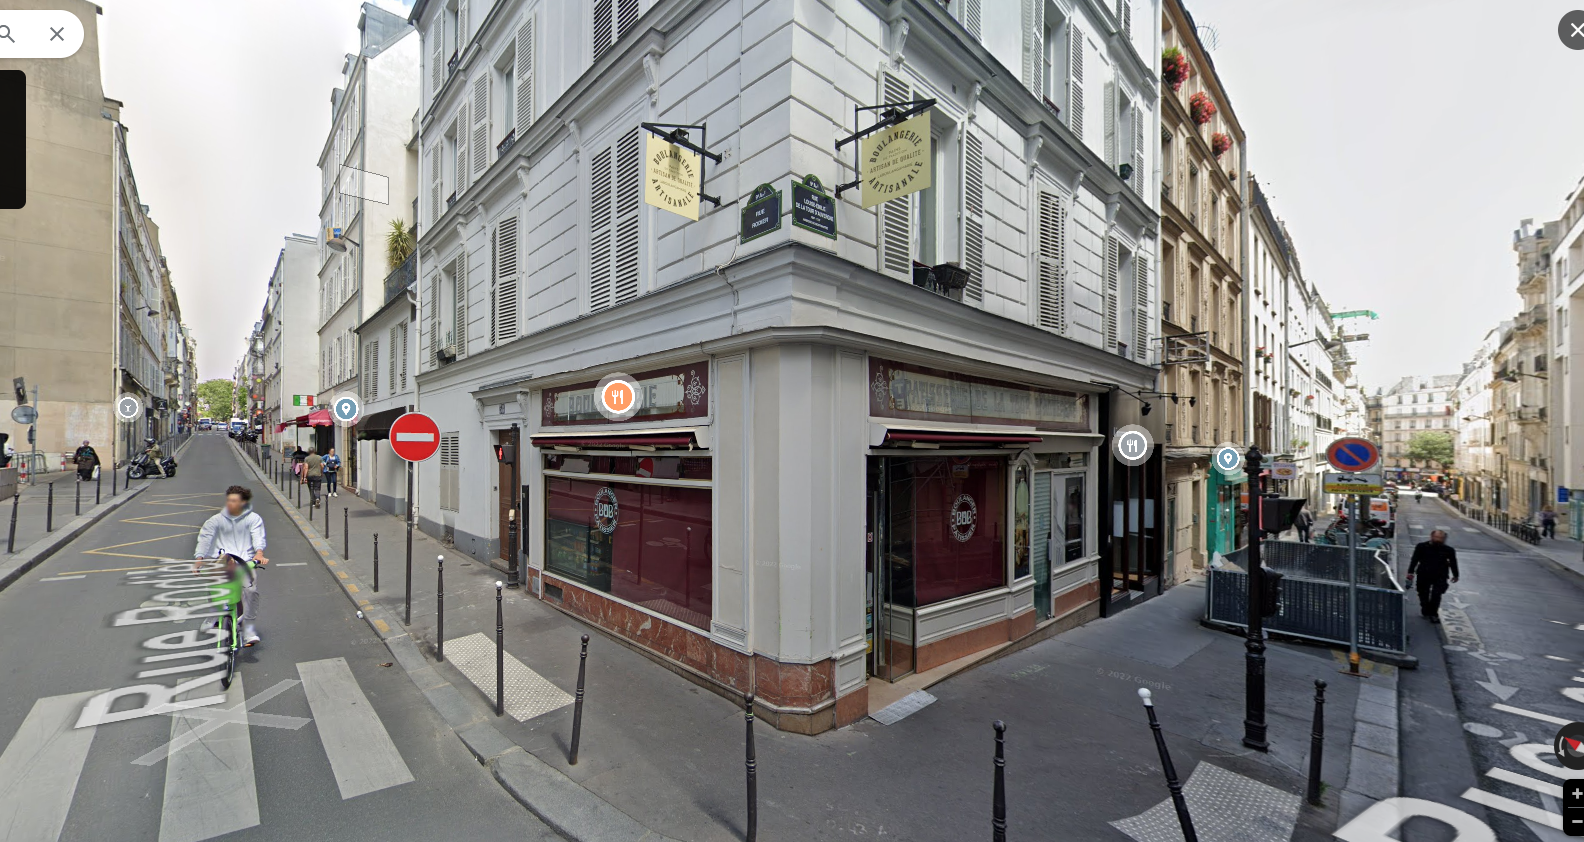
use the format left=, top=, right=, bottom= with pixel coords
left=643, top=132, right=703, bottom=221
left=859, top=111, right=932, bottom=209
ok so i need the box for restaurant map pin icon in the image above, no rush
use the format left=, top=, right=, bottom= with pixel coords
left=115, top=393, right=141, bottom=422
left=1113, top=424, right=1153, bottom=467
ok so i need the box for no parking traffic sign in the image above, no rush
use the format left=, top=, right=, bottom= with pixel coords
left=1325, top=437, right=1379, bottom=473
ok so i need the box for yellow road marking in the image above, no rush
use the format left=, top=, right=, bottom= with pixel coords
left=346, top=584, right=359, bottom=593
left=373, top=619, right=390, bottom=634
left=337, top=571, right=349, bottom=579
left=83, top=531, right=198, bottom=558
left=57, top=563, right=167, bottom=575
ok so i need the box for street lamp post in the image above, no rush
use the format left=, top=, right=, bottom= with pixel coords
left=1242, top=445, right=1268, bottom=752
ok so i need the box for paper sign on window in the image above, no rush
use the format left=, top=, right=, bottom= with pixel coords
left=859, top=112, right=932, bottom=209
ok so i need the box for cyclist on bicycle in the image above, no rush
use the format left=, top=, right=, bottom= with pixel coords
left=193, top=485, right=269, bottom=645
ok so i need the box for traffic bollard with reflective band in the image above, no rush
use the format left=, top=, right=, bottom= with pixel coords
left=1140, top=688, right=1198, bottom=842
left=495, top=582, right=505, bottom=716
left=992, top=721, right=1007, bottom=842
left=436, top=555, right=445, bottom=662
left=1307, top=680, right=1327, bottom=806
left=570, top=634, right=589, bottom=764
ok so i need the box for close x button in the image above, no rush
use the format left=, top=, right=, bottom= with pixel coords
left=0, top=69, right=22, bottom=209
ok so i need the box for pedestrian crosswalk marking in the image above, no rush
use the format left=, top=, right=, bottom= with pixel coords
left=446, top=632, right=573, bottom=722
left=38, top=575, right=86, bottom=581
left=133, top=679, right=302, bottom=766
left=298, top=657, right=414, bottom=799
left=158, top=675, right=260, bottom=842
left=0, top=690, right=102, bottom=842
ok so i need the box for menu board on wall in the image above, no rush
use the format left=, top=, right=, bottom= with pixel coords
left=868, top=358, right=1089, bottom=432
left=542, top=363, right=710, bottom=426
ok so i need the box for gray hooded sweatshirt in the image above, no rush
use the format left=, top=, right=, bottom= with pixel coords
left=194, top=505, right=267, bottom=561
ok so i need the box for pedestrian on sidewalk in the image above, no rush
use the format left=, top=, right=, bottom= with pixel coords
left=73, top=440, right=99, bottom=481
left=322, top=448, right=341, bottom=498
left=1540, top=505, right=1557, bottom=539
left=304, top=447, right=323, bottom=508
left=1406, top=529, right=1459, bottom=624
left=1295, top=508, right=1314, bottom=543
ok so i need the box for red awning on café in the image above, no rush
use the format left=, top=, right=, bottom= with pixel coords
left=277, top=409, right=334, bottom=432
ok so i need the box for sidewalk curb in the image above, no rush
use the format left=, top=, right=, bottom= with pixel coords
left=0, top=484, right=149, bottom=593
left=229, top=443, right=682, bottom=842
left=1440, top=501, right=1584, bottom=584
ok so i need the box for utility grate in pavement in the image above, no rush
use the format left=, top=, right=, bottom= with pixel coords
left=1110, top=762, right=1300, bottom=842
left=869, top=691, right=936, bottom=725
left=444, top=633, right=573, bottom=722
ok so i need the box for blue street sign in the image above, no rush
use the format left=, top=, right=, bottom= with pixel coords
left=1560, top=488, right=1570, bottom=504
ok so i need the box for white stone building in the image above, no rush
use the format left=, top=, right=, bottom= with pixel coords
left=314, top=4, right=419, bottom=479
left=1454, top=327, right=1500, bottom=511
left=259, top=236, right=322, bottom=455
left=1551, top=178, right=1584, bottom=534
left=408, top=0, right=1162, bottom=733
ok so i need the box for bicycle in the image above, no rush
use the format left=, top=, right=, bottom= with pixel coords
left=196, top=554, right=262, bottom=690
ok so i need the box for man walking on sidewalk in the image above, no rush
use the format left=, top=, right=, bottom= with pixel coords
left=1295, top=508, right=1314, bottom=543
left=1406, top=529, right=1459, bottom=623
left=304, top=447, right=323, bottom=508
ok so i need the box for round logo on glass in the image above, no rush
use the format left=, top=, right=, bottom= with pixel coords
left=950, top=493, right=978, bottom=542
left=594, top=487, right=620, bottom=535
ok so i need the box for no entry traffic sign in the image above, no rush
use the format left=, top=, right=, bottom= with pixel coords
left=389, top=412, right=440, bottom=462
left=1325, top=437, right=1379, bottom=473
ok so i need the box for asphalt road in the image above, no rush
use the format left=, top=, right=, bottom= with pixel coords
left=1394, top=498, right=1582, bottom=842
left=0, top=433, right=556, bottom=842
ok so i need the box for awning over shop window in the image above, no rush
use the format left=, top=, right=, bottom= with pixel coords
left=275, top=409, right=334, bottom=433
left=356, top=406, right=407, bottom=441
left=882, top=429, right=1043, bottom=447
left=530, top=430, right=699, bottom=450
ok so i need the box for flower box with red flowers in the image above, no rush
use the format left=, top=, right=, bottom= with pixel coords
left=1162, top=47, right=1189, bottom=92
left=1211, top=131, right=1232, bottom=158
left=1189, top=92, right=1216, bottom=125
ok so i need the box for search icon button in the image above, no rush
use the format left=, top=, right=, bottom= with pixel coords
left=0, top=12, right=84, bottom=58
left=0, top=26, right=15, bottom=44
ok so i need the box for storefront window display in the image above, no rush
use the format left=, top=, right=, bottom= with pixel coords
left=890, top=456, right=1007, bottom=606
left=544, top=473, right=713, bottom=630
left=1013, top=464, right=1031, bottom=580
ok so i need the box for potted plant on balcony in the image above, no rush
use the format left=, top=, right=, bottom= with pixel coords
left=1211, top=131, right=1232, bottom=158
left=1162, top=47, right=1189, bottom=92
left=385, top=219, right=415, bottom=271
left=1189, top=91, right=1216, bottom=125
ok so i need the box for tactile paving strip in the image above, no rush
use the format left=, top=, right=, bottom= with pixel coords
left=444, top=632, right=573, bottom=722
left=1110, top=761, right=1301, bottom=842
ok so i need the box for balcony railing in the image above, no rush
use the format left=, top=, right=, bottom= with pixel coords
left=496, top=128, right=517, bottom=158
left=446, top=191, right=456, bottom=209
left=383, top=253, right=417, bottom=305
left=446, top=51, right=459, bottom=76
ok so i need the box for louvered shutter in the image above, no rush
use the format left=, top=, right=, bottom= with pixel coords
left=1020, top=0, right=1041, bottom=93
left=963, top=0, right=982, bottom=40
left=1068, top=30, right=1084, bottom=137
left=1103, top=82, right=1116, bottom=167
left=962, top=130, right=985, bottom=304
left=495, top=215, right=520, bottom=343
left=613, top=127, right=641, bottom=305
left=453, top=109, right=468, bottom=192
left=1036, top=189, right=1067, bottom=332
left=1130, top=107, right=1145, bottom=197
left=389, top=325, right=398, bottom=393
left=452, top=251, right=467, bottom=355
left=369, top=340, right=379, bottom=400
left=877, top=71, right=912, bottom=280
left=400, top=322, right=409, bottom=390
left=471, top=75, right=490, bottom=176
left=426, top=271, right=440, bottom=367
left=1133, top=254, right=1150, bottom=362
left=429, top=22, right=442, bottom=96
left=589, top=143, right=613, bottom=311
left=592, top=0, right=613, bottom=60
left=617, top=0, right=639, bottom=38
left=429, top=149, right=441, bottom=223
left=1121, top=1, right=1132, bottom=39
left=338, top=334, right=346, bottom=383
left=515, top=16, right=534, bottom=135
left=1103, top=235, right=1120, bottom=352
left=457, top=0, right=468, bottom=48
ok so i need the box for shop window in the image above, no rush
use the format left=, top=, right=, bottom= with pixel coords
left=545, top=453, right=712, bottom=481
left=1014, top=465, right=1031, bottom=580
left=888, top=456, right=1007, bottom=606
left=544, top=476, right=712, bottom=630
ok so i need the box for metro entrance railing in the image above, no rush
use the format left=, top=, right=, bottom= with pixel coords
left=1204, top=540, right=1407, bottom=655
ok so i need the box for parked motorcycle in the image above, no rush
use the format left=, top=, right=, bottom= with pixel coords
left=127, top=451, right=177, bottom=480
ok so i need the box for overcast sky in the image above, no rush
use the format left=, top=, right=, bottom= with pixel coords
left=98, top=0, right=412, bottom=382
left=97, top=1, right=1583, bottom=388
left=1177, top=0, right=1584, bottom=390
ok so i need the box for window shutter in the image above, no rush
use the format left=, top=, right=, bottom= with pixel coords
left=1020, top=0, right=1041, bottom=93
left=589, top=143, right=613, bottom=311
left=440, top=433, right=460, bottom=511
left=1103, top=82, right=1116, bottom=167
left=389, top=325, right=398, bottom=393
left=495, top=215, right=520, bottom=343
left=457, top=0, right=468, bottom=48
left=1131, top=107, right=1145, bottom=197
left=452, top=251, right=467, bottom=355
left=1121, top=1, right=1132, bottom=39
left=429, top=148, right=441, bottom=223
left=453, top=109, right=468, bottom=192
left=338, top=334, right=346, bottom=383
left=963, top=0, right=982, bottom=40
left=1134, top=256, right=1149, bottom=362
left=426, top=271, right=440, bottom=367
left=1036, top=189, right=1068, bottom=332
left=515, top=16, right=534, bottom=135
left=1103, top=235, right=1120, bottom=352
left=400, top=321, right=409, bottom=390
left=962, top=129, right=985, bottom=304
left=429, top=22, right=442, bottom=95
left=1068, top=30, right=1084, bottom=138
left=592, top=0, right=613, bottom=60
left=613, top=127, right=641, bottom=305
left=877, top=71, right=912, bottom=280
left=471, top=75, right=490, bottom=176
left=369, top=339, right=379, bottom=400
left=617, top=0, right=639, bottom=39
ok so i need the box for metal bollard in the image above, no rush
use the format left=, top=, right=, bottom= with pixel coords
left=436, top=555, right=445, bottom=662
left=112, top=463, right=117, bottom=496
left=323, top=492, right=329, bottom=531
left=495, top=582, right=505, bottom=716
left=45, top=482, right=53, bottom=532
left=75, top=477, right=81, bottom=517
left=1139, top=689, right=1198, bottom=842
left=372, top=533, right=380, bottom=592
left=1307, top=680, right=1327, bottom=806
left=6, top=493, right=17, bottom=553
left=95, top=471, right=101, bottom=505
left=745, top=693, right=758, bottom=842
left=992, top=721, right=1007, bottom=842
left=343, top=507, right=349, bottom=558
left=570, top=634, right=589, bottom=764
